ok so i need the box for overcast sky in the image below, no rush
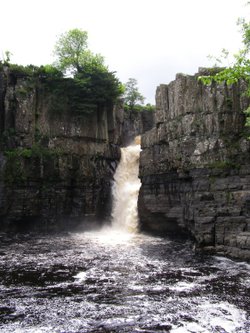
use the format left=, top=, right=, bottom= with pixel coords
left=0, top=0, right=248, bottom=103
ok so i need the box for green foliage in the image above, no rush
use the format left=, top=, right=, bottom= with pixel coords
left=124, top=78, right=145, bottom=110
left=75, top=64, right=123, bottom=105
left=208, top=160, right=241, bottom=170
left=144, top=103, right=155, bottom=112
left=45, top=76, right=97, bottom=115
left=54, top=28, right=88, bottom=74
left=44, top=70, right=122, bottom=116
left=199, top=18, right=250, bottom=135
left=4, top=50, right=12, bottom=63
left=0, top=128, right=16, bottom=147
left=50, top=28, right=123, bottom=114
left=53, top=28, right=102, bottom=75
left=2, top=128, right=16, bottom=138
left=8, top=64, right=36, bottom=77
left=0, top=29, right=123, bottom=117
left=245, top=107, right=250, bottom=129
left=3, top=144, right=63, bottom=184
left=0, top=50, right=12, bottom=65
left=6, top=63, right=63, bottom=79
left=2, top=62, right=122, bottom=116
left=36, top=65, right=63, bottom=79
left=238, top=17, right=250, bottom=51
left=3, top=154, right=25, bottom=184
left=15, top=85, right=32, bottom=97
left=124, top=102, right=155, bottom=112
left=4, top=144, right=62, bottom=160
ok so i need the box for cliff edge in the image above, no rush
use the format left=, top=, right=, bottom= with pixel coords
left=139, top=69, right=250, bottom=260
left=0, top=66, right=123, bottom=231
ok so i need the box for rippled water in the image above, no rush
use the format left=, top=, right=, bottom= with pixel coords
left=0, top=229, right=249, bottom=333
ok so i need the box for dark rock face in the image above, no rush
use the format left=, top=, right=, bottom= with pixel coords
left=0, top=67, right=122, bottom=232
left=121, top=109, right=155, bottom=146
left=139, top=70, right=250, bottom=260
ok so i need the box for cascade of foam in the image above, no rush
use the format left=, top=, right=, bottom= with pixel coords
left=111, top=137, right=141, bottom=233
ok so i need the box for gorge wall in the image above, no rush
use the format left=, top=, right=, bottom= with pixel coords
left=0, top=66, right=123, bottom=231
left=138, top=69, right=250, bottom=260
left=121, top=108, right=155, bottom=146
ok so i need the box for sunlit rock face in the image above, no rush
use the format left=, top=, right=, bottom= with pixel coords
left=139, top=69, right=250, bottom=260
left=0, top=67, right=123, bottom=231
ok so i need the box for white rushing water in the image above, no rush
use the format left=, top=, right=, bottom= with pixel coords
left=111, top=137, right=141, bottom=233
left=1, top=232, right=249, bottom=333
left=0, top=138, right=249, bottom=333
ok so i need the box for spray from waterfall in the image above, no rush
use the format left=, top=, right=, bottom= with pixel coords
left=111, top=136, right=141, bottom=233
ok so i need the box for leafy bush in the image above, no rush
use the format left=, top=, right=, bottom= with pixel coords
left=3, top=144, right=63, bottom=184
left=124, top=103, right=155, bottom=112
left=1, top=62, right=122, bottom=116
left=199, top=18, right=250, bottom=136
left=1, top=27, right=123, bottom=117
left=7, top=63, right=63, bottom=79
left=4, top=144, right=62, bottom=159
left=208, top=160, right=241, bottom=170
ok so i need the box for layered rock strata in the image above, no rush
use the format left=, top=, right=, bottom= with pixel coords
left=0, top=67, right=122, bottom=231
left=139, top=70, right=250, bottom=260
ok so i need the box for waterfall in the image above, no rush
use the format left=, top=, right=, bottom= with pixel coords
left=111, top=137, right=141, bottom=233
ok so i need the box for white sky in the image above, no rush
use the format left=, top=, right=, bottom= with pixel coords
left=0, top=0, right=249, bottom=103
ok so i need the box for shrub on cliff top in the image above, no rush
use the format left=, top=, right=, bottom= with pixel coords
left=199, top=18, right=250, bottom=137
left=2, top=63, right=63, bottom=79
left=124, top=103, right=155, bottom=113
left=52, top=28, right=123, bottom=113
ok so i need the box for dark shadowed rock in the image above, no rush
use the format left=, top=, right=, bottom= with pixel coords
left=121, top=108, right=155, bottom=146
left=0, top=67, right=122, bottom=231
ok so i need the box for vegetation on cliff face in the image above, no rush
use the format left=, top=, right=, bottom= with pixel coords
left=199, top=18, right=250, bottom=136
left=0, top=63, right=122, bottom=117
left=1, top=29, right=156, bottom=116
left=3, top=145, right=62, bottom=184
left=0, top=29, right=124, bottom=191
left=52, top=29, right=156, bottom=114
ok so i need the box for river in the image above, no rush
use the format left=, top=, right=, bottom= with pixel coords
left=0, top=141, right=249, bottom=333
left=0, top=231, right=249, bottom=333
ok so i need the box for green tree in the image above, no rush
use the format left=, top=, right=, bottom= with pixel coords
left=52, top=28, right=123, bottom=113
left=0, top=50, right=12, bottom=65
left=124, top=78, right=145, bottom=110
left=4, top=50, right=12, bottom=63
left=54, top=28, right=105, bottom=75
left=199, top=18, right=250, bottom=135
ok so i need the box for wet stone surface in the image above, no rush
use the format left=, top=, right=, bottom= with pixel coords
left=0, top=230, right=249, bottom=333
